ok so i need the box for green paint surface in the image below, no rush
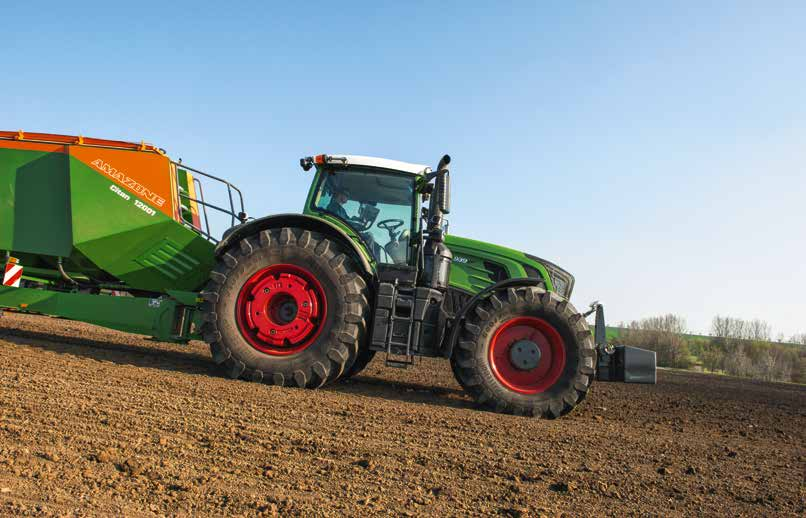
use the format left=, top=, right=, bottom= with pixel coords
left=0, top=146, right=215, bottom=293
left=445, top=235, right=553, bottom=293
left=0, top=147, right=73, bottom=257
left=0, top=286, right=200, bottom=341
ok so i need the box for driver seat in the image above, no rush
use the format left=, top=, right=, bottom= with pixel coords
left=384, top=230, right=410, bottom=264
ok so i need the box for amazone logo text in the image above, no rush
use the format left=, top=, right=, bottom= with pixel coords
left=91, top=159, right=166, bottom=207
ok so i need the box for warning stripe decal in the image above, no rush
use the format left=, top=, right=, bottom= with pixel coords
left=3, top=263, right=22, bottom=287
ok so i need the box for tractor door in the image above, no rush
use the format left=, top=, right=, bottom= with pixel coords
left=306, top=166, right=435, bottom=366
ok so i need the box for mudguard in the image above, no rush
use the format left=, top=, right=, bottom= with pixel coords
left=215, top=213, right=374, bottom=275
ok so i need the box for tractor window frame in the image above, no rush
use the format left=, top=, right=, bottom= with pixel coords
left=308, top=166, right=420, bottom=265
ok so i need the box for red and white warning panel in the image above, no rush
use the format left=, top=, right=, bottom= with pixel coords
left=3, top=257, right=22, bottom=287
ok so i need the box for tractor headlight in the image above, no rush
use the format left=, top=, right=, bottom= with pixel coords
left=525, top=254, right=575, bottom=299
left=552, top=274, right=569, bottom=297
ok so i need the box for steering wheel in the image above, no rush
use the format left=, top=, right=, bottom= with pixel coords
left=377, top=219, right=405, bottom=239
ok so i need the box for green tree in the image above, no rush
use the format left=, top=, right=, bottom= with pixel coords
left=618, top=314, right=692, bottom=369
left=701, top=342, right=725, bottom=373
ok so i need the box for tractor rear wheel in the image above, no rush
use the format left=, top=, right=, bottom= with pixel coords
left=450, top=286, right=595, bottom=418
left=341, top=348, right=376, bottom=380
left=200, top=227, right=369, bottom=388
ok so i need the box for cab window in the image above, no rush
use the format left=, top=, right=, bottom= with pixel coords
left=311, top=168, right=415, bottom=264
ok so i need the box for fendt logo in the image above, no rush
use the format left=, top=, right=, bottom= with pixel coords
left=90, top=158, right=166, bottom=207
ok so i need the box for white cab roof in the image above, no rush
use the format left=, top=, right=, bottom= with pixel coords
left=328, top=155, right=431, bottom=175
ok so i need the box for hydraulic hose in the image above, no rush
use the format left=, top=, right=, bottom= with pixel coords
left=57, top=257, right=80, bottom=286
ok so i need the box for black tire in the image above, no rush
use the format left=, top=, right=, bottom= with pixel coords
left=200, top=227, right=370, bottom=388
left=450, top=286, right=595, bottom=418
left=341, top=348, right=376, bottom=380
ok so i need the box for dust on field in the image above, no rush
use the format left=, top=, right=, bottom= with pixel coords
left=0, top=313, right=804, bottom=516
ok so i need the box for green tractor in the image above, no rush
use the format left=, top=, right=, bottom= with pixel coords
left=200, top=153, right=655, bottom=417
left=0, top=132, right=655, bottom=419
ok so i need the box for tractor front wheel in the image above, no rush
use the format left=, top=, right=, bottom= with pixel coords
left=200, top=227, right=369, bottom=388
left=450, top=286, right=595, bottom=418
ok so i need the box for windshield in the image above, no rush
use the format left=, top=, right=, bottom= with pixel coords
left=311, top=168, right=415, bottom=264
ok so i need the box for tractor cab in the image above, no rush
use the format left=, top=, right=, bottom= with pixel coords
left=302, top=153, right=453, bottom=366
left=302, top=154, right=430, bottom=266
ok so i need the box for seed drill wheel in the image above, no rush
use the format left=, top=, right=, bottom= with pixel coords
left=201, top=227, right=370, bottom=388
left=451, top=286, right=596, bottom=418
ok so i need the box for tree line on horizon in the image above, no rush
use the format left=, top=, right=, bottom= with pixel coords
left=615, top=314, right=805, bottom=384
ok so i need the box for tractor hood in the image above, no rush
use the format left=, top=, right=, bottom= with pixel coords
left=444, top=234, right=575, bottom=299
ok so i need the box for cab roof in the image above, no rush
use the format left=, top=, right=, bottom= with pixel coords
left=318, top=154, right=431, bottom=175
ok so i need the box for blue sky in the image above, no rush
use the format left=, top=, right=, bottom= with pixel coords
left=2, top=1, right=804, bottom=337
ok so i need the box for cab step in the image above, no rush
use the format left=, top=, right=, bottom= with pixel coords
left=385, top=354, right=415, bottom=369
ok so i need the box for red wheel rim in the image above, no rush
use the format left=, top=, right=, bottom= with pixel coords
left=235, top=264, right=327, bottom=356
left=488, top=316, right=566, bottom=394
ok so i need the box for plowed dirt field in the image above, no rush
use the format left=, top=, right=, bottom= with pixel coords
left=0, top=312, right=803, bottom=517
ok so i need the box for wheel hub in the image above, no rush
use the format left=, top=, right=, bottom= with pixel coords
left=272, top=296, right=299, bottom=324
left=235, top=264, right=326, bottom=355
left=488, top=316, right=566, bottom=394
left=509, top=339, right=541, bottom=370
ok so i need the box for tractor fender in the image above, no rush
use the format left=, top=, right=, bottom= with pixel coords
left=443, top=277, right=545, bottom=359
left=215, top=213, right=374, bottom=277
